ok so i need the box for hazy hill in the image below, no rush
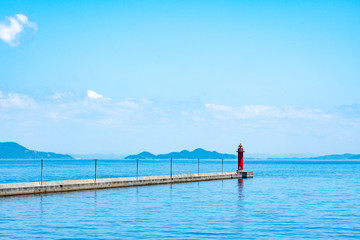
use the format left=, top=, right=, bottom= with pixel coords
left=309, top=153, right=360, bottom=160
left=125, top=148, right=236, bottom=159
left=0, top=142, right=73, bottom=159
left=125, top=151, right=156, bottom=159
left=71, top=153, right=126, bottom=160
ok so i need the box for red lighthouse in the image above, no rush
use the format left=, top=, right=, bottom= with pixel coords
left=237, top=144, right=244, bottom=171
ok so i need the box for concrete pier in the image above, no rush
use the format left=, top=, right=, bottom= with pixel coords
left=0, top=171, right=253, bottom=197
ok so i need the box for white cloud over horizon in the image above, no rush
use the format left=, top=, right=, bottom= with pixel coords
left=0, top=90, right=356, bottom=122
left=0, top=14, right=37, bottom=47
left=205, top=103, right=332, bottom=120
left=87, top=90, right=103, bottom=100
left=0, top=91, right=37, bottom=109
left=1, top=89, right=359, bottom=155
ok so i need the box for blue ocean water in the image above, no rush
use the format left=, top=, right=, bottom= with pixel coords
left=0, top=159, right=360, bottom=239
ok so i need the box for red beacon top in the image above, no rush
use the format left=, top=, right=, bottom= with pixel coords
left=238, top=144, right=244, bottom=152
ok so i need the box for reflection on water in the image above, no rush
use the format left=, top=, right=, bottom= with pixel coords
left=94, top=190, right=98, bottom=204
left=39, top=194, right=44, bottom=225
left=236, top=178, right=245, bottom=219
left=237, top=178, right=244, bottom=200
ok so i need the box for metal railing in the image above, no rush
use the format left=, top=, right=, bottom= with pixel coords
left=0, top=158, right=233, bottom=184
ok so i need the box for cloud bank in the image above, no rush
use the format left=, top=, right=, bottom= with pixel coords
left=1, top=89, right=359, bottom=155
left=0, top=91, right=36, bottom=109
left=205, top=103, right=331, bottom=120
left=0, top=90, right=343, bottom=123
left=0, top=14, right=37, bottom=47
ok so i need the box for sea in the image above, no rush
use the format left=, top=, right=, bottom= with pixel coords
left=0, top=159, right=359, bottom=239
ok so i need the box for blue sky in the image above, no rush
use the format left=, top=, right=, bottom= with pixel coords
left=0, top=0, right=359, bottom=156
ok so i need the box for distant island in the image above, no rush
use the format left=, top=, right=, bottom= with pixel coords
left=0, top=142, right=73, bottom=159
left=1, top=141, right=359, bottom=160
left=71, top=153, right=126, bottom=160
left=125, top=148, right=237, bottom=159
left=267, top=153, right=360, bottom=160
left=126, top=149, right=360, bottom=160
left=309, top=153, right=360, bottom=160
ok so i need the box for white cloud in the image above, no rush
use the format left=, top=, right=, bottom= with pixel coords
left=116, top=98, right=152, bottom=108
left=205, top=103, right=331, bottom=120
left=0, top=14, right=37, bottom=47
left=1, top=90, right=359, bottom=155
left=50, top=92, right=75, bottom=100
left=0, top=90, right=335, bottom=130
left=205, top=103, right=232, bottom=112
left=0, top=92, right=36, bottom=109
left=36, top=91, right=152, bottom=124
left=117, top=99, right=139, bottom=108
left=87, top=90, right=103, bottom=99
left=51, top=92, right=65, bottom=100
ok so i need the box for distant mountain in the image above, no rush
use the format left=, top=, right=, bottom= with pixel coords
left=0, top=142, right=73, bottom=159
left=125, top=148, right=236, bottom=159
left=71, top=153, right=126, bottom=160
left=309, top=153, right=360, bottom=160
left=125, top=151, right=156, bottom=159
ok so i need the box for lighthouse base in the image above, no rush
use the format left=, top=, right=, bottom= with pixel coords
left=236, top=170, right=253, bottom=178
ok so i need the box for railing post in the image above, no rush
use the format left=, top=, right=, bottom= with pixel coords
left=198, top=158, right=200, bottom=176
left=170, top=158, right=173, bottom=178
left=40, top=159, right=43, bottom=185
left=222, top=158, right=224, bottom=173
left=136, top=158, right=139, bottom=180
left=94, top=159, right=97, bottom=182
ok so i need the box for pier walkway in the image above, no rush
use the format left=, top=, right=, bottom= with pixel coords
left=0, top=171, right=253, bottom=197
